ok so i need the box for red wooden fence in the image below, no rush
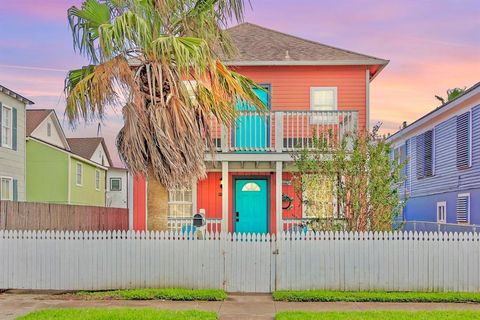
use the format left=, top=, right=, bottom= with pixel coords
left=0, top=200, right=129, bottom=231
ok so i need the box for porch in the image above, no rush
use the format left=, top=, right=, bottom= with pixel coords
left=206, top=110, right=359, bottom=153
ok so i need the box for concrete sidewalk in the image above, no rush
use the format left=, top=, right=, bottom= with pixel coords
left=2, top=292, right=480, bottom=320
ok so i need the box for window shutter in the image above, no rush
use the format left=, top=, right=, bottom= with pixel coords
left=456, top=194, right=469, bottom=223
left=12, top=107, right=17, bottom=151
left=456, top=112, right=470, bottom=169
left=415, top=134, right=424, bottom=179
left=423, top=130, right=433, bottom=177
left=13, top=179, right=18, bottom=201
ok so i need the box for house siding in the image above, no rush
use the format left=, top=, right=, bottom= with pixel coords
left=233, top=65, right=368, bottom=130
left=0, top=92, right=26, bottom=201
left=69, top=158, right=106, bottom=206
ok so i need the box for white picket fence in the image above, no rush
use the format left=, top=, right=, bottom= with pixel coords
left=1, top=230, right=480, bottom=293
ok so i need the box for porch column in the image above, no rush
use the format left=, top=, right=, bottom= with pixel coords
left=221, top=161, right=229, bottom=232
left=275, top=161, right=283, bottom=234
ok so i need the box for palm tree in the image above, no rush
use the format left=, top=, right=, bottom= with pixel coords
left=435, top=87, right=466, bottom=105
left=65, top=0, right=265, bottom=192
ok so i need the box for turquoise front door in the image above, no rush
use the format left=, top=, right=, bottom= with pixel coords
left=234, top=87, right=270, bottom=150
left=234, top=179, right=268, bottom=234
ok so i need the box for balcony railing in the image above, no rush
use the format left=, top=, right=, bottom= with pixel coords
left=206, top=110, right=358, bottom=153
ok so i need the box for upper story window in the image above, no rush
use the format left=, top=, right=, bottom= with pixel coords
left=310, top=87, right=337, bottom=124
left=1, top=105, right=12, bottom=148
left=76, top=163, right=83, bottom=186
left=456, top=111, right=471, bottom=169
left=110, top=178, right=122, bottom=191
left=95, top=170, right=100, bottom=191
left=47, top=122, right=52, bottom=137
left=415, top=129, right=434, bottom=179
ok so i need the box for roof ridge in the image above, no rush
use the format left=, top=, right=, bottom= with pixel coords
left=228, top=22, right=387, bottom=62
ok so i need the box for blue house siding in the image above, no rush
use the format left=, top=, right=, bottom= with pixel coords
left=400, top=104, right=480, bottom=225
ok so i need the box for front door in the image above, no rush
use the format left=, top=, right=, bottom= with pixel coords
left=234, top=179, right=268, bottom=233
left=234, top=87, right=270, bottom=150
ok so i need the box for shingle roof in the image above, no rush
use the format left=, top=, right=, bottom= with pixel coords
left=26, top=109, right=52, bottom=136
left=221, top=23, right=388, bottom=68
left=67, top=137, right=113, bottom=167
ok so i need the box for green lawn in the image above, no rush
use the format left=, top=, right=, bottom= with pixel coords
left=77, top=288, right=226, bottom=301
left=276, top=311, right=480, bottom=320
left=17, top=308, right=217, bottom=320
left=273, top=290, right=480, bottom=303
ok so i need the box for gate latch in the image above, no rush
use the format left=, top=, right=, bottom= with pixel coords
left=272, top=249, right=279, bottom=255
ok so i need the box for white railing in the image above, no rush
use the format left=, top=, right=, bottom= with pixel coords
left=403, top=220, right=480, bottom=233
left=282, top=217, right=347, bottom=233
left=2, top=230, right=480, bottom=292
left=205, top=110, right=358, bottom=153
left=167, top=217, right=222, bottom=234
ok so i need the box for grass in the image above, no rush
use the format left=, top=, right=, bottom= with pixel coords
left=77, top=288, right=226, bottom=301
left=276, top=311, right=480, bottom=320
left=272, top=290, right=480, bottom=303
left=17, top=308, right=217, bottom=320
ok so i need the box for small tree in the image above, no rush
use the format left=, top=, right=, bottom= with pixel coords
left=292, top=125, right=406, bottom=232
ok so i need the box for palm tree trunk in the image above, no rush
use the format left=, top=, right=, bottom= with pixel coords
left=147, top=166, right=169, bottom=231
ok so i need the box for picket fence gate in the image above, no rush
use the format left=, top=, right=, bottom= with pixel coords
left=1, top=230, right=480, bottom=293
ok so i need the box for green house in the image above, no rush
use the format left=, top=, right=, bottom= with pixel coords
left=26, top=109, right=112, bottom=206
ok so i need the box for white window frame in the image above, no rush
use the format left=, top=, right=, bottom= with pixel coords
left=76, top=163, right=83, bottom=186
left=310, top=87, right=338, bottom=124
left=168, top=188, right=193, bottom=218
left=0, top=176, right=13, bottom=201
left=109, top=177, right=122, bottom=191
left=457, top=193, right=471, bottom=224
left=95, top=169, right=100, bottom=191
left=1, top=105, right=12, bottom=148
left=436, top=201, right=446, bottom=224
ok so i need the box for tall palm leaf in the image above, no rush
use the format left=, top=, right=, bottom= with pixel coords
left=65, top=0, right=265, bottom=189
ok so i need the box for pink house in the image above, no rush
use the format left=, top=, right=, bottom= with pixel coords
left=132, top=23, right=388, bottom=233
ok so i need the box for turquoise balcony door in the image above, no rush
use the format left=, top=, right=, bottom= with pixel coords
left=234, top=87, right=270, bottom=150
left=234, top=179, right=268, bottom=234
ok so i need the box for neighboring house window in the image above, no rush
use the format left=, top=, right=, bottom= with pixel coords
left=95, top=170, right=100, bottom=190
left=415, top=129, right=434, bottom=179
left=110, top=178, right=122, bottom=191
left=456, top=111, right=471, bottom=169
left=168, top=189, right=192, bottom=218
left=1, top=105, right=12, bottom=148
left=47, top=122, right=52, bottom=137
left=310, top=87, right=337, bottom=124
left=456, top=193, right=470, bottom=224
left=76, top=163, right=83, bottom=186
left=0, top=177, right=13, bottom=200
left=437, top=201, right=446, bottom=224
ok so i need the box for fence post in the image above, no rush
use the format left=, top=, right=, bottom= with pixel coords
left=275, top=112, right=284, bottom=153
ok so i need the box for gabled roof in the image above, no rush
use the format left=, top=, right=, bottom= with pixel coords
left=221, top=23, right=388, bottom=77
left=67, top=137, right=113, bottom=167
left=0, top=84, right=34, bottom=105
left=387, top=81, right=480, bottom=142
left=26, top=109, right=52, bottom=136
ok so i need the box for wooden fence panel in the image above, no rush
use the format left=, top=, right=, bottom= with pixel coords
left=0, top=201, right=128, bottom=231
left=1, top=230, right=480, bottom=292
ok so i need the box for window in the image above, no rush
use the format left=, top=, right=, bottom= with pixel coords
left=310, top=87, right=337, bottom=124
left=95, top=170, right=100, bottom=190
left=456, top=111, right=471, bottom=169
left=76, top=163, right=83, bottom=186
left=456, top=193, right=470, bottom=224
left=415, top=129, right=434, bottom=179
left=437, top=201, right=446, bottom=223
left=110, top=178, right=122, bottom=191
left=0, top=177, right=13, bottom=200
left=168, top=189, right=192, bottom=218
left=47, top=122, right=52, bottom=137
left=242, top=182, right=261, bottom=192
left=1, top=105, right=12, bottom=148
left=302, top=175, right=336, bottom=219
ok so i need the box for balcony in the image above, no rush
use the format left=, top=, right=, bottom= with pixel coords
left=206, top=110, right=358, bottom=153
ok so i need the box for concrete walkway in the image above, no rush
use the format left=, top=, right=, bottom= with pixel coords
left=2, top=292, right=480, bottom=320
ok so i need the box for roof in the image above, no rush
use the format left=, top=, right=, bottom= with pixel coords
left=221, top=23, right=388, bottom=76
left=0, top=85, right=34, bottom=105
left=387, top=81, right=480, bottom=142
left=67, top=137, right=113, bottom=167
left=26, top=109, right=53, bottom=136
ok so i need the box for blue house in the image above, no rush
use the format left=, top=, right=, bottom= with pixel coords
left=387, top=82, right=480, bottom=231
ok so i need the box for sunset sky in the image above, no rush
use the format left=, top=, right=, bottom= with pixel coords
left=1, top=0, right=479, bottom=165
